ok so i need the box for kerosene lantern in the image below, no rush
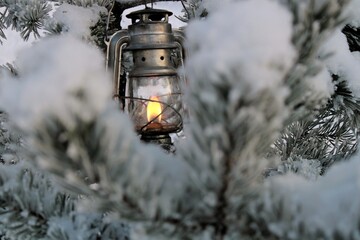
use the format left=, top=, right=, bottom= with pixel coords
left=106, top=8, right=185, bottom=149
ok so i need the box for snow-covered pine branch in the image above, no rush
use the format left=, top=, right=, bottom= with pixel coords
left=179, top=0, right=295, bottom=237
left=0, top=34, right=206, bottom=238
left=270, top=78, right=360, bottom=176
left=0, top=113, right=20, bottom=165
left=0, top=162, right=129, bottom=240
left=255, top=151, right=360, bottom=239
left=0, top=163, right=73, bottom=239
left=271, top=0, right=360, bottom=175
left=0, top=0, right=51, bottom=41
left=282, top=0, right=349, bottom=123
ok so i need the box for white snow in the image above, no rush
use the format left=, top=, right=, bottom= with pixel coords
left=345, top=0, right=360, bottom=27
left=201, top=0, right=234, bottom=13
left=0, top=29, right=34, bottom=65
left=305, top=65, right=334, bottom=99
left=185, top=0, right=296, bottom=98
left=269, top=151, right=360, bottom=238
left=0, top=35, right=112, bottom=131
left=320, top=29, right=360, bottom=97
left=51, top=3, right=106, bottom=40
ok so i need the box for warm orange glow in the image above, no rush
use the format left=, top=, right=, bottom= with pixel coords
left=147, top=96, right=162, bottom=122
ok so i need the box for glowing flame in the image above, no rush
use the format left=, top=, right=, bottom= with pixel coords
left=147, top=96, right=162, bottom=122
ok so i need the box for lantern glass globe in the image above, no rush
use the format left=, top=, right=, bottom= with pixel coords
left=127, top=75, right=183, bottom=135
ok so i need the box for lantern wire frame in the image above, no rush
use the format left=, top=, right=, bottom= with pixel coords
left=113, top=93, right=184, bottom=135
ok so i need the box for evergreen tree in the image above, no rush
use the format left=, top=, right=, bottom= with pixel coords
left=1, top=0, right=360, bottom=239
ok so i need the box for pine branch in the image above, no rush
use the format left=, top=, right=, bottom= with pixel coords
left=3, top=170, right=129, bottom=240
left=342, top=24, right=360, bottom=52
left=0, top=0, right=52, bottom=41
left=43, top=20, right=64, bottom=35
left=56, top=0, right=113, bottom=8
left=174, top=0, right=208, bottom=22
left=0, top=63, right=18, bottom=77
left=266, top=0, right=355, bottom=179
left=0, top=134, right=129, bottom=240
left=214, top=154, right=231, bottom=239
left=90, top=10, right=117, bottom=51
left=27, top=109, right=206, bottom=223
left=0, top=11, right=6, bottom=44
left=19, top=2, right=50, bottom=40
left=0, top=163, right=74, bottom=239
left=271, top=76, right=360, bottom=175
left=23, top=111, right=212, bottom=238
left=283, top=0, right=350, bottom=123
left=178, top=2, right=299, bottom=238
left=0, top=112, right=21, bottom=165
left=46, top=212, right=129, bottom=240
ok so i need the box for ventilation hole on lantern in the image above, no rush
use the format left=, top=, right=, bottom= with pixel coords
left=148, top=14, right=165, bottom=22
left=142, top=57, right=146, bottom=62
left=160, top=56, right=164, bottom=61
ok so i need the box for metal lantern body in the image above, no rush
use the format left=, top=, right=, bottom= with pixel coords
left=106, top=8, right=185, bottom=144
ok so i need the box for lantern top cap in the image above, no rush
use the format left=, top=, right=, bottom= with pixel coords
left=126, top=8, right=173, bottom=24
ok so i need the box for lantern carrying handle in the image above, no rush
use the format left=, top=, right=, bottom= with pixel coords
left=173, top=29, right=187, bottom=82
left=173, top=29, right=186, bottom=61
left=106, top=30, right=130, bottom=100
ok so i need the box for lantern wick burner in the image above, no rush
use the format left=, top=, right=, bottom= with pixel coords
left=140, top=97, right=176, bottom=152
left=140, top=133, right=173, bottom=152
